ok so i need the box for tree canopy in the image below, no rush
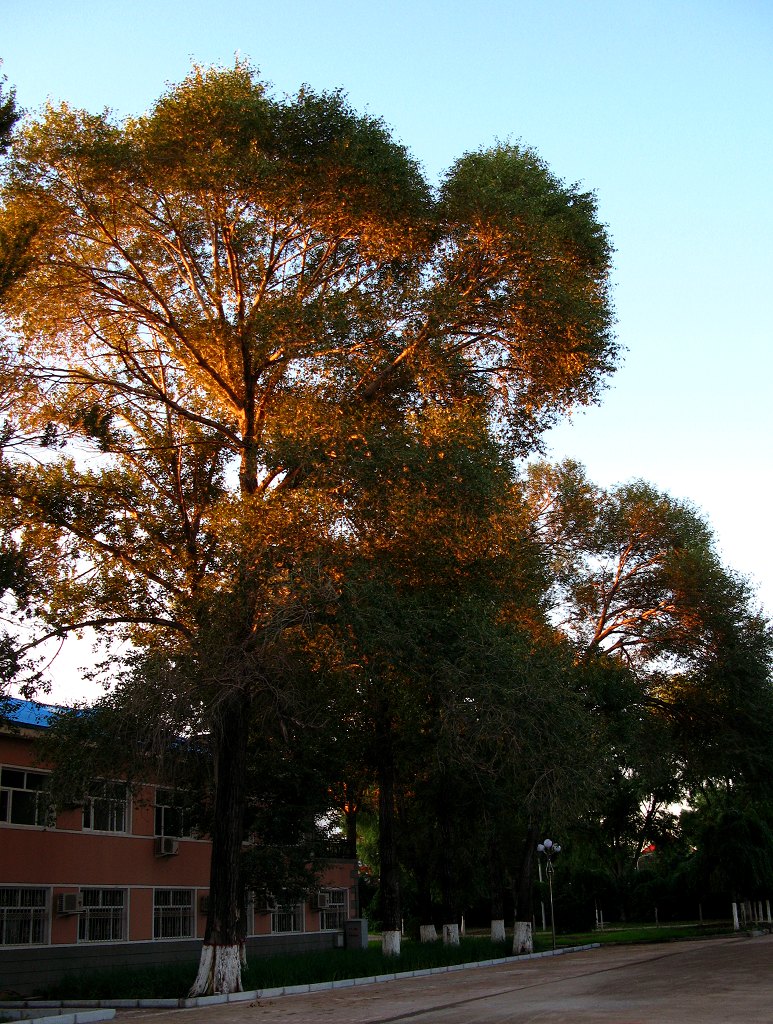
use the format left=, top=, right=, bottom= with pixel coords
left=0, top=63, right=620, bottom=990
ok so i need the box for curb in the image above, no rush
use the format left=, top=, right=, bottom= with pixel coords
left=0, top=1011, right=116, bottom=1024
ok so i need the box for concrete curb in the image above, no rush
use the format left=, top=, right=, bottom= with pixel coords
left=1, top=944, right=600, bottom=1020
left=0, top=1011, right=116, bottom=1024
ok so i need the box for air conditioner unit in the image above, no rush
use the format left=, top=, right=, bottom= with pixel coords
left=56, top=893, right=83, bottom=915
left=199, top=895, right=210, bottom=915
left=314, top=891, right=330, bottom=910
left=155, top=836, right=180, bottom=857
left=258, top=895, right=278, bottom=913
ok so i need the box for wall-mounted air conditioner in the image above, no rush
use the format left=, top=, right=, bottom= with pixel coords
left=56, top=893, right=84, bottom=915
left=154, top=836, right=180, bottom=857
left=314, top=891, right=330, bottom=910
left=199, top=895, right=210, bottom=915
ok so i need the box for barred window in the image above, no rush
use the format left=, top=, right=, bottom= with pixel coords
left=271, top=903, right=303, bottom=934
left=78, top=889, right=126, bottom=942
left=154, top=889, right=193, bottom=939
left=82, top=782, right=128, bottom=833
left=154, top=788, right=192, bottom=838
left=320, top=889, right=348, bottom=930
left=1, top=768, right=53, bottom=827
left=0, top=887, right=48, bottom=945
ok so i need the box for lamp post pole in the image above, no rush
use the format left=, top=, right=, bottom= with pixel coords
left=537, top=838, right=561, bottom=951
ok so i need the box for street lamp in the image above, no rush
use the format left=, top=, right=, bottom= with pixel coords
left=536, top=838, right=561, bottom=951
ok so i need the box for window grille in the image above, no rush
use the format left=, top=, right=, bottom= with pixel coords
left=153, top=889, right=194, bottom=939
left=320, top=889, right=348, bottom=930
left=78, top=889, right=126, bottom=942
left=0, top=768, right=53, bottom=827
left=271, top=903, right=303, bottom=934
left=0, top=887, right=48, bottom=945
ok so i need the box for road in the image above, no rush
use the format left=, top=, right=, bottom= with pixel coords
left=120, top=934, right=773, bottom=1024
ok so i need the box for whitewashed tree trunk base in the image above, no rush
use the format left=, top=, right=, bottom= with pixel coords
left=490, top=919, right=506, bottom=943
left=513, top=920, right=533, bottom=954
left=189, top=943, right=244, bottom=996
left=382, top=930, right=401, bottom=956
left=442, top=923, right=460, bottom=946
left=419, top=924, right=438, bottom=943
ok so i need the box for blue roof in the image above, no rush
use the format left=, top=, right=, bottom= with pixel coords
left=1, top=697, right=63, bottom=729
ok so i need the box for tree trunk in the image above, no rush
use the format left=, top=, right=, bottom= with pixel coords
left=341, top=779, right=359, bottom=856
left=513, top=920, right=533, bottom=954
left=438, top=775, right=458, bottom=945
left=417, top=868, right=437, bottom=942
left=189, top=688, right=251, bottom=996
left=513, top=823, right=538, bottom=956
left=377, top=709, right=401, bottom=957
left=488, top=828, right=506, bottom=944
left=345, top=806, right=358, bottom=854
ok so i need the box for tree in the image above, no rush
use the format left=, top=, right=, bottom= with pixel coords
left=0, top=71, right=39, bottom=317
left=525, top=460, right=773, bottom=916
left=324, top=400, right=580, bottom=953
left=0, top=65, right=616, bottom=990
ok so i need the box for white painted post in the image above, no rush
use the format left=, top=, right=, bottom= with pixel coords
left=732, top=902, right=740, bottom=931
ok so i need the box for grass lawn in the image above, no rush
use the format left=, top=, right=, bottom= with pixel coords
left=35, top=922, right=735, bottom=1000
left=556, top=922, right=735, bottom=946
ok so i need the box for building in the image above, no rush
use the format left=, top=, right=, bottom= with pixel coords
left=0, top=699, right=360, bottom=995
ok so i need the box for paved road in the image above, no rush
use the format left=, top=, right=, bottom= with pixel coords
left=121, top=934, right=773, bottom=1024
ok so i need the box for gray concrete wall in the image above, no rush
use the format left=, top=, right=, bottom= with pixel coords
left=0, top=932, right=343, bottom=996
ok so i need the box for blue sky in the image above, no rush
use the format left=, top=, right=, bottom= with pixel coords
left=3, top=0, right=772, bottom=698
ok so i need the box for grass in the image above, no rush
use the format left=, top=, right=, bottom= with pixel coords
left=37, top=963, right=201, bottom=1001
left=558, top=922, right=735, bottom=946
left=34, top=922, right=735, bottom=1001
left=38, top=937, right=521, bottom=1000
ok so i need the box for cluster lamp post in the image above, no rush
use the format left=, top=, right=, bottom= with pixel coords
left=536, top=838, right=561, bottom=951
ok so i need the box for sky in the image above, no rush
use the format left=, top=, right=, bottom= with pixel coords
left=2, top=0, right=772, bottom=703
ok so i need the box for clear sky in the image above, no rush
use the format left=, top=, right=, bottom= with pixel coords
left=3, top=0, right=772, bottom=702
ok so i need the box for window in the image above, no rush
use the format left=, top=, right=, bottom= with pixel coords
left=154, top=788, right=192, bottom=838
left=153, top=889, right=193, bottom=939
left=320, top=889, right=348, bottom=930
left=82, top=782, right=128, bottom=833
left=271, top=903, right=303, bottom=934
left=0, top=887, right=48, bottom=945
left=0, top=768, right=53, bottom=827
left=78, top=889, right=126, bottom=942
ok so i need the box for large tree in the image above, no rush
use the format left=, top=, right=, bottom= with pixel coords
left=0, top=65, right=615, bottom=990
left=525, top=460, right=773, bottom=915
